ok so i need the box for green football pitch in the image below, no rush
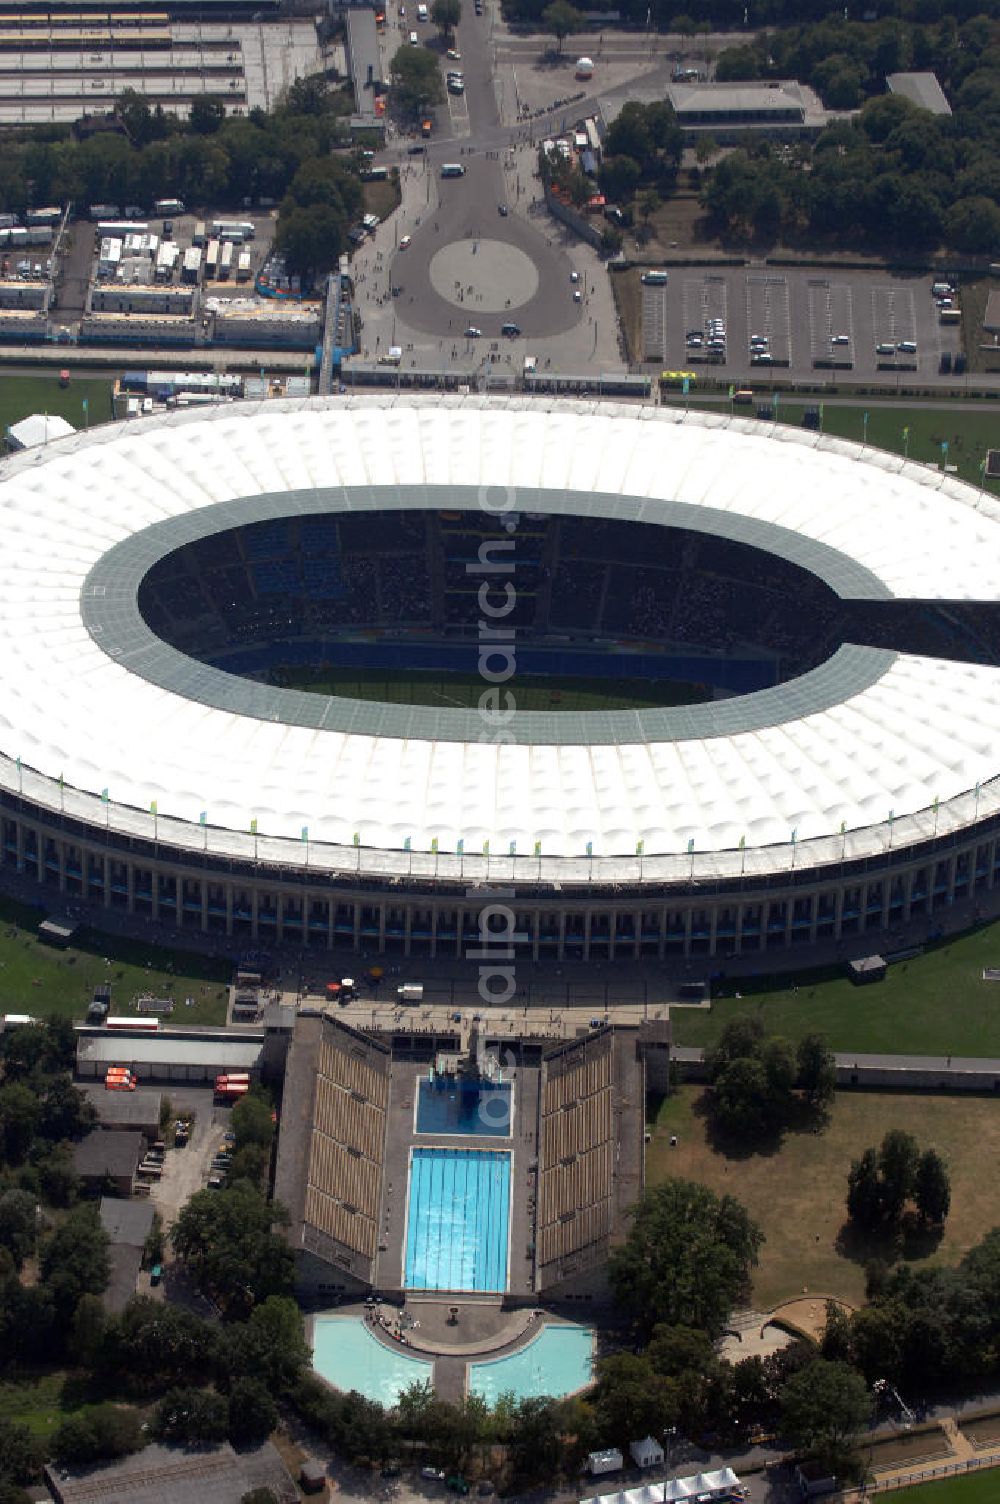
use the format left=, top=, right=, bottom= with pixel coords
left=885, top=1472, right=1000, bottom=1503
left=270, top=665, right=711, bottom=712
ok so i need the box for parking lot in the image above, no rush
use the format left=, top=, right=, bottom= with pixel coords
left=655, top=267, right=966, bottom=383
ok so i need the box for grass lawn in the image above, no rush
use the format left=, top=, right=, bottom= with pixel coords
left=0, top=892, right=229, bottom=1025
left=672, top=920, right=1000, bottom=1057
left=0, top=1371, right=98, bottom=1441
left=646, top=1086, right=1000, bottom=1309
left=0, top=373, right=113, bottom=437
left=662, top=395, right=1000, bottom=494
left=887, top=1474, right=1000, bottom=1503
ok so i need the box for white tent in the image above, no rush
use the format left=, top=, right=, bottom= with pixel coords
left=662, top=1482, right=695, bottom=1503
left=688, top=1470, right=739, bottom=1497
left=5, top=413, right=74, bottom=451
left=630, top=1438, right=666, bottom=1469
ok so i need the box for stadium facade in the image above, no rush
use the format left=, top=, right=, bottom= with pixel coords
left=3, top=397, right=1000, bottom=962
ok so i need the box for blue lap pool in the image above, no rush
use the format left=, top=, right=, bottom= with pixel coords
left=416, top=1077, right=512, bottom=1137
left=312, top=1315, right=433, bottom=1406
left=468, top=1324, right=595, bottom=1403
left=404, top=1147, right=511, bottom=1293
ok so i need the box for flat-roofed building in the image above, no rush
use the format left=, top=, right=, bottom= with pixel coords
left=662, top=79, right=850, bottom=140
left=887, top=71, right=952, bottom=116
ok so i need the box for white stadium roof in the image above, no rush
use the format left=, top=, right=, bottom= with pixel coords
left=1, top=396, right=1000, bottom=885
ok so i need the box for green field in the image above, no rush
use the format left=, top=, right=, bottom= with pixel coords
left=0, top=893, right=229, bottom=1025
left=271, top=665, right=709, bottom=711
left=647, top=1086, right=1000, bottom=1308
left=0, top=372, right=113, bottom=439
left=0, top=1371, right=97, bottom=1441
left=663, top=395, right=1000, bottom=493
left=887, top=1473, right=1000, bottom=1503
left=672, top=919, right=1000, bottom=1057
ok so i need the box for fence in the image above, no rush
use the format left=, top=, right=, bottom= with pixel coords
left=838, top=1452, right=1000, bottom=1499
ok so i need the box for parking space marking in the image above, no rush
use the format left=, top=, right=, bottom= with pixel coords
left=807, top=279, right=854, bottom=367
left=746, top=274, right=791, bottom=369
left=682, top=274, right=728, bottom=364
left=871, top=285, right=918, bottom=365
left=642, top=283, right=668, bottom=363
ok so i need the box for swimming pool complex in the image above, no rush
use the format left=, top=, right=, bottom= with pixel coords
left=416, top=1078, right=512, bottom=1137
left=404, top=1147, right=511, bottom=1293
left=312, top=1315, right=433, bottom=1405
left=468, top=1324, right=595, bottom=1403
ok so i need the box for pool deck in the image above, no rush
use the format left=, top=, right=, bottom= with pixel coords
left=377, top=1059, right=541, bottom=1300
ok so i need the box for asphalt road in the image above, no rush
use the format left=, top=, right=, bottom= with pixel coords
left=385, top=8, right=583, bottom=339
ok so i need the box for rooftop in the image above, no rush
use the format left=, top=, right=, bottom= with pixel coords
left=886, top=70, right=952, bottom=116
left=667, top=78, right=808, bottom=117
left=72, top=1129, right=143, bottom=1179
left=78, top=1034, right=262, bottom=1070
left=45, top=1440, right=298, bottom=1504
left=99, top=1195, right=155, bottom=1247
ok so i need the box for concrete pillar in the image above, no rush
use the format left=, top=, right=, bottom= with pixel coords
left=683, top=908, right=692, bottom=959
left=582, top=909, right=591, bottom=961
left=834, top=886, right=845, bottom=939
left=251, top=888, right=259, bottom=942
left=126, top=863, right=135, bottom=914
left=404, top=906, right=412, bottom=957
left=557, top=910, right=566, bottom=961
left=201, top=881, right=209, bottom=934
left=531, top=909, right=540, bottom=962
left=657, top=904, right=667, bottom=960
left=377, top=902, right=386, bottom=954
left=353, top=901, right=362, bottom=954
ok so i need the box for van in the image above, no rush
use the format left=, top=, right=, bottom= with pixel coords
left=640, top=270, right=668, bottom=285
left=897, top=339, right=917, bottom=353
left=409, top=29, right=418, bottom=42
left=417, top=2, right=428, bottom=15
left=501, top=321, right=521, bottom=336
left=440, top=163, right=465, bottom=177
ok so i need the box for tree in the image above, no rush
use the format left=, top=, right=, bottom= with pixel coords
left=713, top=1057, right=772, bottom=1139
left=51, top=1405, right=143, bottom=1467
left=0, top=1084, right=39, bottom=1163
left=541, top=0, right=582, bottom=52
left=189, top=97, right=225, bottom=135
left=431, top=0, right=461, bottom=40
left=637, top=187, right=660, bottom=235
left=609, top=1179, right=763, bottom=1338
left=779, top=1359, right=870, bottom=1467
left=98, top=1296, right=220, bottom=1394
left=154, top=1387, right=229, bottom=1444
left=227, top=1378, right=278, bottom=1446
left=389, top=45, right=445, bottom=115
left=171, top=1185, right=293, bottom=1319
left=705, top=1014, right=765, bottom=1078
left=0, top=1419, right=44, bottom=1487
left=914, top=1148, right=950, bottom=1226
left=797, top=1034, right=836, bottom=1109
left=846, top=1147, right=882, bottom=1232
left=598, top=154, right=640, bottom=203
left=227, top=1296, right=309, bottom=1394
left=695, top=135, right=719, bottom=165
left=948, top=195, right=1000, bottom=254
left=0, top=1191, right=37, bottom=1269
left=232, top=1094, right=275, bottom=1151
left=878, top=1129, right=920, bottom=1222
left=592, top=1352, right=677, bottom=1446
left=39, top=1204, right=110, bottom=1317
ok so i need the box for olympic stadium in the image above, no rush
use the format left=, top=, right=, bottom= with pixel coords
left=4, top=395, right=1000, bottom=962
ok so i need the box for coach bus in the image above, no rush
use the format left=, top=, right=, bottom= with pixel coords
left=440, top=163, right=465, bottom=178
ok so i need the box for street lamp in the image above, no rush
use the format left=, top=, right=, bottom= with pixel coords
left=663, top=1426, right=677, bottom=1482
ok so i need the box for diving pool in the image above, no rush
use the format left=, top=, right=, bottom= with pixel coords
left=312, top=1315, right=433, bottom=1406
left=404, top=1147, right=511, bottom=1293
left=416, top=1078, right=512, bottom=1137
left=468, top=1324, right=594, bottom=1403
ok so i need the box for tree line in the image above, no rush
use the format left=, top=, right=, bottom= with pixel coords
left=503, top=0, right=1000, bottom=33
left=703, top=14, right=1000, bottom=253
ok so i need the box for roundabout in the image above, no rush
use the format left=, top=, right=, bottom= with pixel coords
left=428, top=237, right=539, bottom=311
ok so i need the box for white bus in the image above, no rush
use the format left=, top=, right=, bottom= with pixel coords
left=440, top=163, right=465, bottom=178
left=211, top=219, right=255, bottom=241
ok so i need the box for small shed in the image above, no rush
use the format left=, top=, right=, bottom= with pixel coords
left=847, top=955, right=887, bottom=985
left=630, top=1438, right=665, bottom=1470
left=588, top=1449, right=624, bottom=1477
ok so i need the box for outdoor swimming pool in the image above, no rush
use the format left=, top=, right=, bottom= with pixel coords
left=416, top=1078, right=512, bottom=1137
left=468, top=1324, right=595, bottom=1403
left=404, top=1147, right=511, bottom=1293
left=312, top=1315, right=433, bottom=1406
